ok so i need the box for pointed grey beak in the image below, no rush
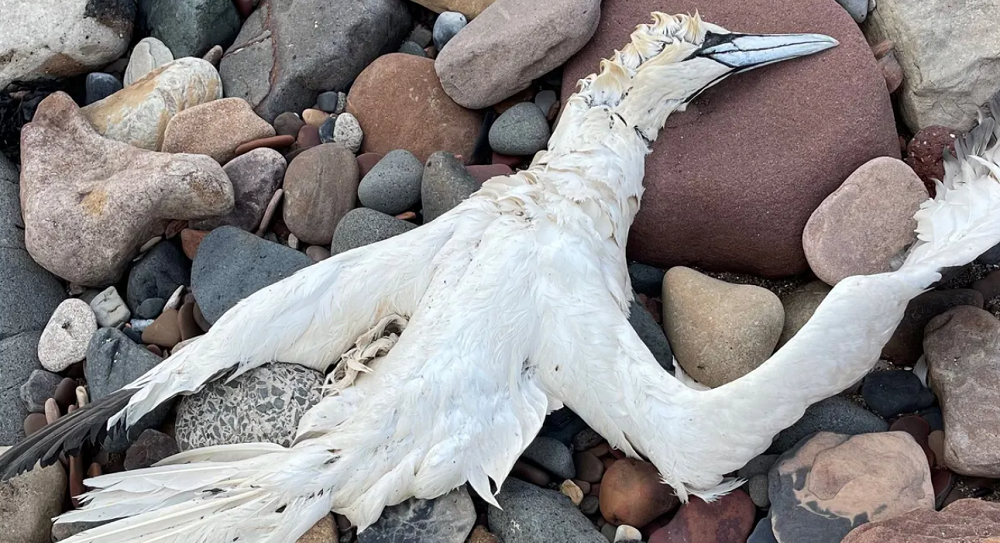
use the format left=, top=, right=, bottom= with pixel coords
left=697, top=32, right=839, bottom=71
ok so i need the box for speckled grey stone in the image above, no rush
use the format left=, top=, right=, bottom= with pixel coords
left=488, top=102, right=550, bottom=156
left=628, top=262, right=665, bottom=297
left=332, top=208, right=417, bottom=255
left=628, top=296, right=673, bottom=373
left=174, top=363, right=324, bottom=449
left=522, top=436, right=576, bottom=480
left=19, top=369, right=62, bottom=413
left=333, top=112, right=363, bottom=153
left=135, top=297, right=166, bottom=320
left=421, top=151, right=477, bottom=222
left=767, top=396, right=888, bottom=454
left=748, top=474, right=770, bottom=508
left=127, top=241, right=190, bottom=312
left=359, top=486, right=476, bottom=543
left=489, top=478, right=605, bottom=543
left=358, top=150, right=424, bottom=215
left=433, top=11, right=467, bottom=51
left=0, top=332, right=43, bottom=445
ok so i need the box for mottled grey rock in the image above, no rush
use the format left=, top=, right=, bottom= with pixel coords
left=408, top=25, right=433, bottom=48
left=135, top=298, right=166, bottom=320
left=175, top=363, right=323, bottom=449
left=360, top=486, right=476, bottom=543
left=334, top=113, right=363, bottom=153
left=219, top=0, right=411, bottom=122
left=767, top=396, right=888, bottom=454
left=19, top=369, right=62, bottom=414
left=399, top=40, right=428, bottom=56
left=138, top=0, right=241, bottom=58
left=316, top=92, right=340, bottom=113
left=488, top=102, right=550, bottom=156
left=90, top=287, right=131, bottom=328
left=737, top=454, right=779, bottom=479
left=421, top=151, right=477, bottom=222
left=628, top=296, right=673, bottom=373
left=0, top=332, right=43, bottom=445
left=124, top=429, right=180, bottom=470
left=124, top=37, right=174, bottom=86
left=85, top=73, right=122, bottom=105
left=433, top=11, right=467, bottom=51
left=748, top=474, right=770, bottom=508
left=0, top=445, right=67, bottom=543
left=489, top=478, right=605, bottom=543
left=191, top=226, right=313, bottom=323
left=535, top=89, right=558, bottom=117
left=127, top=241, right=190, bottom=312
left=331, top=208, right=417, bottom=255
left=861, top=370, right=936, bottom=418
left=358, top=150, right=424, bottom=215
left=191, top=148, right=286, bottom=232
left=37, top=298, right=97, bottom=372
left=522, top=436, right=576, bottom=480
left=319, top=116, right=336, bottom=144
left=628, top=263, right=664, bottom=297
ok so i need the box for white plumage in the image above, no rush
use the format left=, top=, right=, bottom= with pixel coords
left=4, top=11, right=1000, bottom=543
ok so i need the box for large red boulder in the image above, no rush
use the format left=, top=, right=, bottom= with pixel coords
left=560, top=0, right=899, bottom=277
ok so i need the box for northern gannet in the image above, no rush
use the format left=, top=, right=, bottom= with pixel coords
left=3, top=11, right=1000, bottom=543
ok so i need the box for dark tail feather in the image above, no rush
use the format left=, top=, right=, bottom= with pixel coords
left=0, top=389, right=135, bottom=480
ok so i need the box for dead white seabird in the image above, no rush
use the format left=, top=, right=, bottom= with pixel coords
left=4, top=11, right=1000, bottom=543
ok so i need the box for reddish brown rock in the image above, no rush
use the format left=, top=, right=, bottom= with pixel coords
left=883, top=289, right=983, bottom=364
left=23, top=413, right=47, bottom=436
left=842, top=498, right=1000, bottom=542
left=177, top=302, right=203, bottom=341
left=142, top=308, right=182, bottom=348
left=599, top=458, right=679, bottom=528
left=357, top=153, right=384, bottom=178
left=235, top=0, right=255, bottom=18
left=905, top=126, right=960, bottom=193
left=181, top=229, right=210, bottom=260
left=346, top=54, right=482, bottom=163
left=648, top=491, right=755, bottom=543
left=53, top=378, right=78, bottom=409
left=467, top=164, right=513, bottom=184
left=296, top=125, right=321, bottom=149
left=161, top=97, right=276, bottom=164
left=283, top=143, right=359, bottom=245
left=234, top=135, right=296, bottom=157
left=561, top=0, right=898, bottom=277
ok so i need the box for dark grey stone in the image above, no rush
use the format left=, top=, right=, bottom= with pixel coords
left=219, top=0, right=411, bottom=122
left=316, top=91, right=340, bottom=113
left=358, top=150, right=424, bottom=215
left=572, top=428, right=603, bottom=451
left=488, top=102, right=551, bottom=156
left=628, top=297, right=673, bottom=373
left=127, top=241, right=190, bottom=312
left=319, top=116, right=336, bottom=143
left=539, top=408, right=589, bottom=446
left=580, top=495, right=599, bottom=515
left=399, top=40, right=428, bottom=57
left=883, top=289, right=983, bottom=364
left=191, top=148, right=286, bottom=232
left=521, top=436, right=576, bottom=480
left=421, top=151, right=477, bottom=222
left=138, top=0, right=241, bottom=58
left=861, top=370, right=936, bottom=418
left=737, top=453, right=779, bottom=479
left=124, top=429, right=180, bottom=470
left=85, top=72, right=122, bottom=105
left=628, top=262, right=665, bottom=297
left=488, top=478, right=605, bottom=543
left=360, top=486, right=476, bottom=543
left=19, top=369, right=62, bottom=413
left=748, top=516, right=778, bottom=543
left=273, top=112, right=305, bottom=138
left=331, top=208, right=417, bottom=255
left=174, top=363, right=323, bottom=449
left=767, top=396, right=887, bottom=454
left=0, top=153, right=17, bottom=185
left=432, top=11, right=467, bottom=51
left=135, top=297, right=166, bottom=320
left=977, top=241, right=1000, bottom=265
left=0, top=332, right=43, bottom=445
left=191, top=226, right=313, bottom=323
left=407, top=25, right=432, bottom=48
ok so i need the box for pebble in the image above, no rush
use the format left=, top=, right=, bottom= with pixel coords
left=333, top=113, right=364, bottom=153
left=124, top=429, right=180, bottom=470
left=905, top=126, right=958, bottom=190
left=316, top=92, right=341, bottom=113
left=649, top=492, right=755, bottom=543
left=466, top=164, right=512, bottom=184
left=925, top=306, right=1000, bottom=476
left=748, top=474, right=770, bottom=508
left=19, top=370, right=62, bottom=414
left=180, top=229, right=210, bottom=260
left=127, top=241, right=190, bottom=312
left=842, top=498, right=1000, bottom=542
left=274, top=112, right=306, bottom=138
left=573, top=451, right=604, bottom=484
left=305, top=246, right=331, bottom=262
left=332, top=208, right=417, bottom=255
left=137, top=0, right=241, bottom=59
left=90, top=287, right=131, bottom=328
left=191, top=148, right=287, bottom=232
left=302, top=109, right=329, bottom=128
left=615, top=525, right=641, bottom=542
left=535, top=89, right=558, bottom=118
left=178, top=302, right=202, bottom=341
left=21, top=92, right=232, bottom=286
left=399, top=41, right=428, bottom=56
left=202, top=45, right=224, bottom=66
left=560, top=480, right=584, bottom=505
left=175, top=363, right=323, bottom=449
left=319, top=116, right=336, bottom=144
left=358, top=150, right=425, bottom=215
left=835, top=0, right=868, bottom=22
left=124, top=37, right=175, bottom=86
left=359, top=487, right=476, bottom=543
left=234, top=135, right=296, bottom=157
left=803, top=157, right=926, bottom=285
left=489, top=478, right=606, bottom=543
left=23, top=413, right=47, bottom=437
left=488, top=102, right=551, bottom=156
left=522, top=436, right=576, bottom=480
left=511, top=459, right=551, bottom=487
left=422, top=151, right=478, bottom=222
left=141, top=308, right=182, bottom=349
left=296, top=125, right=321, bottom=150
left=161, top=97, right=277, bottom=164
left=298, top=515, right=336, bottom=543
left=581, top=495, right=600, bottom=515
left=599, top=458, right=679, bottom=528
left=36, top=299, right=97, bottom=372
left=283, top=143, right=360, bottom=245
left=662, top=267, right=784, bottom=387
left=135, top=298, right=166, bottom=320
left=433, top=12, right=468, bottom=50
left=768, top=396, right=888, bottom=454
left=85, top=73, right=122, bottom=105
left=748, top=517, right=779, bottom=543
left=256, top=189, right=284, bottom=236
left=54, top=378, right=78, bottom=409
left=0, top=446, right=67, bottom=543
left=861, top=370, right=936, bottom=418
left=778, top=281, right=831, bottom=347
left=191, top=227, right=313, bottom=323
left=769, top=432, right=934, bottom=543
left=882, top=289, right=983, bottom=364
left=346, top=54, right=482, bottom=162
left=357, top=153, right=385, bottom=177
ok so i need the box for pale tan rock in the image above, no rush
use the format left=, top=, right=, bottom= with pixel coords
left=778, top=281, right=831, bottom=347
left=297, top=514, right=336, bottom=542
left=803, top=157, right=927, bottom=285
left=161, top=98, right=275, bottom=164
left=560, top=480, right=584, bottom=506
left=0, top=446, right=67, bottom=543
left=412, top=0, right=496, bottom=17
left=123, top=37, right=174, bottom=87
left=37, top=298, right=97, bottom=372
left=924, top=305, right=1000, bottom=476
left=302, top=108, right=329, bottom=128
left=20, top=92, right=234, bottom=286
left=81, top=57, right=223, bottom=151
left=662, top=267, right=784, bottom=387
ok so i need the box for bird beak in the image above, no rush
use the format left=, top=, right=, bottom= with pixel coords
left=696, top=32, right=839, bottom=72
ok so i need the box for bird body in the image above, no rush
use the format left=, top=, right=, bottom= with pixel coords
left=4, top=11, right=1000, bottom=543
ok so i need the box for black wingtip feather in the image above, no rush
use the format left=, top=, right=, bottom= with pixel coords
left=0, top=389, right=135, bottom=481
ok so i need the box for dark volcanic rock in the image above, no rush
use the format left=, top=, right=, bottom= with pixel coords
left=359, top=486, right=476, bottom=543
left=0, top=332, right=43, bottom=446
left=489, top=478, right=605, bottom=543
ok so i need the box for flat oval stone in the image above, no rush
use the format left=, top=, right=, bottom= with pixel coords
left=161, top=97, right=276, bottom=164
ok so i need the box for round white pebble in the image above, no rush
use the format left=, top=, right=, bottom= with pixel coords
left=333, top=113, right=363, bottom=153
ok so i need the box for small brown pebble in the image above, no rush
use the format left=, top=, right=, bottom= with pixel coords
left=87, top=463, right=102, bottom=478
left=305, top=245, right=331, bottom=262
left=53, top=377, right=77, bottom=408
left=23, top=413, right=47, bottom=436
left=356, top=152, right=384, bottom=177
left=180, top=228, right=210, bottom=260
left=69, top=454, right=84, bottom=507
left=44, top=397, right=61, bottom=423
left=492, top=151, right=523, bottom=169
left=573, top=451, right=604, bottom=483
left=142, top=308, right=182, bottom=348
left=609, top=448, right=626, bottom=460
left=193, top=302, right=211, bottom=332
left=296, top=124, right=321, bottom=149
left=602, top=457, right=617, bottom=471
left=147, top=344, right=163, bottom=357
left=511, top=459, right=551, bottom=487
left=586, top=443, right=610, bottom=458
left=163, top=219, right=187, bottom=239
left=468, top=525, right=500, bottom=543
left=870, top=39, right=894, bottom=59
left=256, top=189, right=284, bottom=236
left=177, top=302, right=203, bottom=341
left=466, top=164, right=513, bottom=184
left=274, top=112, right=305, bottom=138
left=574, top=479, right=591, bottom=495
left=234, top=135, right=296, bottom=157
